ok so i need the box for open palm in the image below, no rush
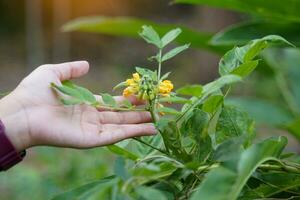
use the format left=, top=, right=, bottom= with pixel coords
left=4, top=61, right=155, bottom=150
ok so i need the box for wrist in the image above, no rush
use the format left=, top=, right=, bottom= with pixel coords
left=0, top=93, right=31, bottom=151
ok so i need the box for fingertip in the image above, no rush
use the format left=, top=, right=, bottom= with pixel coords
left=72, top=60, right=90, bottom=74
left=51, top=60, right=90, bottom=81
left=125, top=95, right=146, bottom=106
left=145, top=123, right=158, bottom=135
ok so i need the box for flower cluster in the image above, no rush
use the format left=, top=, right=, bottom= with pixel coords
left=123, top=73, right=140, bottom=97
left=122, top=73, right=173, bottom=100
left=159, top=80, right=174, bottom=97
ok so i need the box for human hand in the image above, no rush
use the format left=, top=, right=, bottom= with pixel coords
left=0, top=61, right=156, bottom=151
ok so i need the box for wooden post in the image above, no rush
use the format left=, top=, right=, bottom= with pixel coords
left=25, top=0, right=44, bottom=71
left=52, top=0, right=70, bottom=63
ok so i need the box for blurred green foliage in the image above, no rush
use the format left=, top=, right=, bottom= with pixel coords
left=0, top=148, right=113, bottom=200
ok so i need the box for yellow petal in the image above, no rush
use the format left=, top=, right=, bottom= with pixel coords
left=126, top=78, right=134, bottom=86
left=132, top=73, right=140, bottom=81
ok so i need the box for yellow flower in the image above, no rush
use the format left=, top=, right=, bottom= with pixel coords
left=123, top=86, right=138, bottom=97
left=132, top=73, right=140, bottom=82
left=125, top=73, right=140, bottom=86
left=159, top=80, right=174, bottom=96
left=123, top=73, right=142, bottom=97
left=125, top=78, right=135, bottom=86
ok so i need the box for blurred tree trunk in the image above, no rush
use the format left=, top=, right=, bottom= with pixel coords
left=52, top=0, right=70, bottom=63
left=25, top=0, right=44, bottom=71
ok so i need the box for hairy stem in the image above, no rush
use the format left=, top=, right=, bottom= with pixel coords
left=95, top=105, right=146, bottom=112
left=157, top=49, right=163, bottom=81
left=259, top=163, right=300, bottom=173
left=197, top=162, right=300, bottom=174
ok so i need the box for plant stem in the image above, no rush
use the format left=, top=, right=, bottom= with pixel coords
left=148, top=100, right=159, bottom=122
left=196, top=163, right=300, bottom=174
left=157, top=48, right=163, bottom=81
left=259, top=163, right=300, bottom=173
left=153, top=48, right=163, bottom=115
left=96, top=105, right=146, bottom=112
left=133, top=137, right=168, bottom=155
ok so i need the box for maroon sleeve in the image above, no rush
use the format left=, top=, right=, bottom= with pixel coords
left=0, top=120, right=26, bottom=171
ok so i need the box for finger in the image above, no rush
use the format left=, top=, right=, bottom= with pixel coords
left=97, top=124, right=157, bottom=145
left=98, top=111, right=152, bottom=124
left=94, top=95, right=145, bottom=111
left=51, top=61, right=90, bottom=81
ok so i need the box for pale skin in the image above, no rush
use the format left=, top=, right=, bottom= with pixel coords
left=0, top=61, right=156, bottom=152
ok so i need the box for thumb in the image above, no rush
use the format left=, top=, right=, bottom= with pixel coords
left=51, top=61, right=90, bottom=81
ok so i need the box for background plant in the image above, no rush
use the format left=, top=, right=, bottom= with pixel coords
left=51, top=26, right=300, bottom=200
left=63, top=0, right=300, bottom=143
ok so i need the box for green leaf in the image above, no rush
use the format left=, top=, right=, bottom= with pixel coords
left=176, top=75, right=240, bottom=124
left=101, top=93, right=117, bottom=107
left=75, top=86, right=97, bottom=104
left=60, top=98, right=84, bottom=105
left=181, top=109, right=209, bottom=138
left=230, top=60, right=259, bottom=77
left=121, top=99, right=133, bottom=108
left=175, top=0, right=300, bottom=23
left=211, top=21, right=300, bottom=46
left=161, top=44, right=190, bottom=62
left=213, top=136, right=244, bottom=162
left=159, top=96, right=191, bottom=104
left=51, top=175, right=116, bottom=200
left=135, top=67, right=158, bottom=81
left=157, top=120, right=189, bottom=160
left=202, top=95, right=224, bottom=114
left=203, top=75, right=241, bottom=94
left=215, top=105, right=255, bottom=144
left=176, top=84, right=203, bottom=97
left=135, top=186, right=168, bottom=200
left=157, top=107, right=181, bottom=115
left=134, top=135, right=163, bottom=156
left=51, top=82, right=81, bottom=99
left=248, top=172, right=300, bottom=198
left=139, top=25, right=162, bottom=48
left=161, top=28, right=182, bottom=47
left=219, top=35, right=293, bottom=78
left=181, top=109, right=211, bottom=163
left=62, top=80, right=97, bottom=103
left=160, top=72, right=171, bottom=81
left=191, top=136, right=288, bottom=200
left=62, top=16, right=222, bottom=53
left=51, top=81, right=97, bottom=105
left=107, top=145, right=139, bottom=161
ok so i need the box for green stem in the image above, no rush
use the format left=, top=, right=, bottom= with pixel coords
left=157, top=49, right=163, bottom=81
left=96, top=105, right=146, bottom=112
left=154, top=48, right=163, bottom=115
left=196, top=163, right=300, bottom=174
left=148, top=100, right=159, bottom=122
left=259, top=163, right=300, bottom=173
